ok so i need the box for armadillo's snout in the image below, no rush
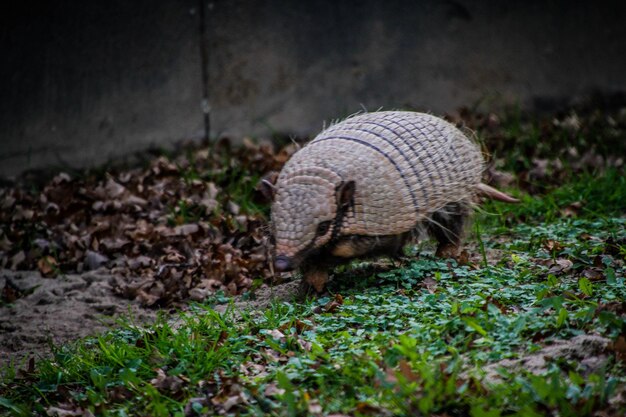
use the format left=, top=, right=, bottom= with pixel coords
left=274, top=255, right=294, bottom=272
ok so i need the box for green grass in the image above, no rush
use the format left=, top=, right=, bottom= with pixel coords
left=2, top=208, right=625, bottom=415
left=480, top=168, right=626, bottom=228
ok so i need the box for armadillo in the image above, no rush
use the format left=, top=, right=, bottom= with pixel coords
left=260, top=111, right=517, bottom=293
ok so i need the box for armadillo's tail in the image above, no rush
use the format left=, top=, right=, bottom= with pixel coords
left=475, top=183, right=520, bottom=203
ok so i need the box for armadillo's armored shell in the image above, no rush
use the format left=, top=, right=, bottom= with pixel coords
left=275, top=111, right=484, bottom=245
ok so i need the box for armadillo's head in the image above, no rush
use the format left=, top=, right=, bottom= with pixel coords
left=260, top=172, right=355, bottom=271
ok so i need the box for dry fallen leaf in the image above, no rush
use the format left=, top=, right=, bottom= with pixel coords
left=46, top=405, right=94, bottom=417
left=399, top=360, right=419, bottom=382
left=422, top=276, right=438, bottom=294
left=582, top=268, right=604, bottom=281
left=263, top=382, right=285, bottom=397
left=0, top=140, right=292, bottom=305
left=37, top=256, right=58, bottom=277
left=150, top=368, right=185, bottom=395
left=610, top=336, right=626, bottom=363
left=265, top=329, right=286, bottom=342
left=543, top=239, right=564, bottom=253
left=548, top=258, right=573, bottom=274
left=320, top=293, right=344, bottom=313
left=296, top=337, right=313, bottom=352
left=2, top=278, right=23, bottom=303
left=560, top=201, right=582, bottom=218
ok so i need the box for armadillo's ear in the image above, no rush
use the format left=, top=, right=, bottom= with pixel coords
left=336, top=180, right=355, bottom=210
left=258, top=171, right=279, bottom=201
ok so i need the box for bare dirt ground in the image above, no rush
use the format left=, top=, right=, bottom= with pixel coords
left=0, top=269, right=158, bottom=365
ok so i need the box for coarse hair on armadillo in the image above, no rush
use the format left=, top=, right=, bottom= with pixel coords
left=271, top=111, right=485, bottom=260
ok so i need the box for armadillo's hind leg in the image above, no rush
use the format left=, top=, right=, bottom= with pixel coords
left=427, top=202, right=468, bottom=258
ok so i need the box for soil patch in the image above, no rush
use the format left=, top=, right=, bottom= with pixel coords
left=1, top=269, right=157, bottom=365
left=480, top=334, right=612, bottom=384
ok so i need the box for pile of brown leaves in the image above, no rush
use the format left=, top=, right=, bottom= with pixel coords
left=0, top=139, right=296, bottom=306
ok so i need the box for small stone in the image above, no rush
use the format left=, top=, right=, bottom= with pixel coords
left=84, top=250, right=109, bottom=271
left=227, top=201, right=240, bottom=215
left=174, top=223, right=199, bottom=236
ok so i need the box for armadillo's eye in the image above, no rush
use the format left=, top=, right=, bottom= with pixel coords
left=316, top=221, right=332, bottom=236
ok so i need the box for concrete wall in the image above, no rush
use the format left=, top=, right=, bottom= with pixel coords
left=1, top=0, right=625, bottom=177
left=0, top=0, right=203, bottom=177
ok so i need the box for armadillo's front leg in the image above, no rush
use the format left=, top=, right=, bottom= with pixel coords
left=299, top=261, right=330, bottom=295
left=301, top=266, right=329, bottom=294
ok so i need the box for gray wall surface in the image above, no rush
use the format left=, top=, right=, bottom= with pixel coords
left=0, top=0, right=203, bottom=177
left=1, top=0, right=625, bottom=177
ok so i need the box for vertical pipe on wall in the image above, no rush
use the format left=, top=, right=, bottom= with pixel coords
left=198, top=0, right=211, bottom=142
